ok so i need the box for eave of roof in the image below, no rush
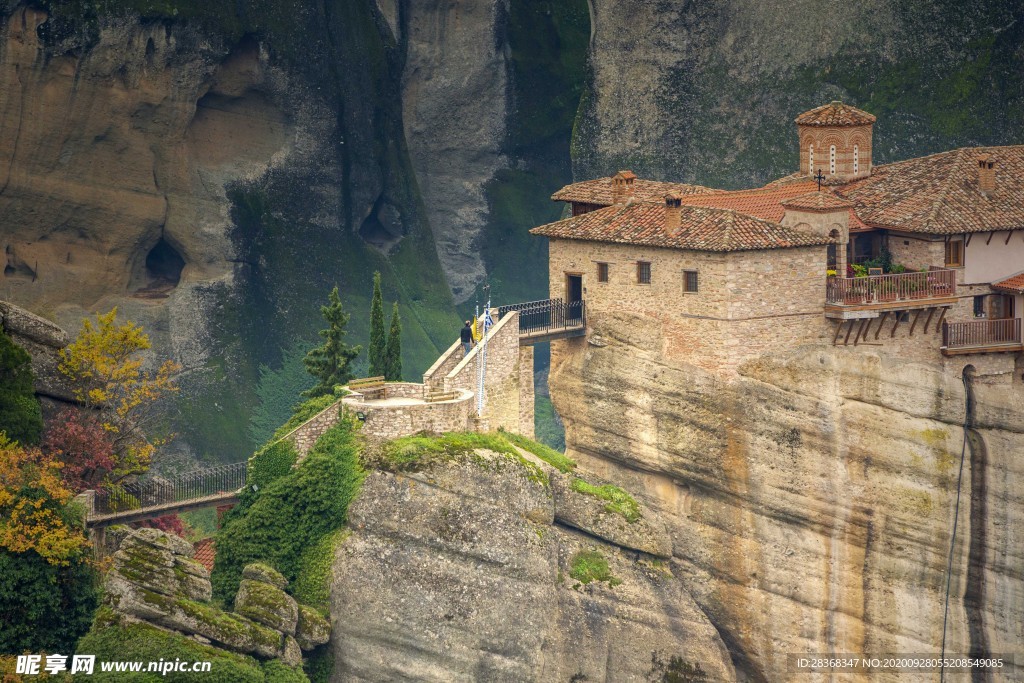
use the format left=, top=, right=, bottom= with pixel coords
left=530, top=200, right=832, bottom=252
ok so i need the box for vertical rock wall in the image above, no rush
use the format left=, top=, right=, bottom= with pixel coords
left=549, top=324, right=1024, bottom=680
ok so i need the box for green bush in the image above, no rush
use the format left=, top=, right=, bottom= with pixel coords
left=0, top=549, right=99, bottom=654
left=247, top=439, right=298, bottom=490
left=212, top=418, right=364, bottom=604
left=0, top=328, right=43, bottom=445
left=261, top=661, right=310, bottom=682
left=569, top=550, right=621, bottom=587
left=500, top=429, right=576, bottom=473
left=292, top=529, right=348, bottom=615
left=570, top=478, right=641, bottom=523
left=76, top=607, right=265, bottom=682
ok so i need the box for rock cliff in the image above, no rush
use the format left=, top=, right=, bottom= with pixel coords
left=329, top=441, right=736, bottom=682
left=573, top=0, right=1024, bottom=188
left=548, top=313, right=1024, bottom=681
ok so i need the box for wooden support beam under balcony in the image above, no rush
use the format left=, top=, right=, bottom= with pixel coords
left=941, top=318, right=1024, bottom=355
left=824, top=269, right=958, bottom=319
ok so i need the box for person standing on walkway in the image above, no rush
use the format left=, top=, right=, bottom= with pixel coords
left=460, top=320, right=473, bottom=356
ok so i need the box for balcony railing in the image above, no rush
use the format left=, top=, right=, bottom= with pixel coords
left=942, top=318, right=1022, bottom=351
left=826, top=269, right=957, bottom=306
left=499, top=298, right=586, bottom=337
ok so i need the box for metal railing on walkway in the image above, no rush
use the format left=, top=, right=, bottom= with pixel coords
left=499, top=298, right=586, bottom=337
left=93, top=461, right=247, bottom=515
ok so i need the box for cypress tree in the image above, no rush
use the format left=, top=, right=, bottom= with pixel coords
left=368, top=271, right=386, bottom=378
left=384, top=302, right=402, bottom=381
left=0, top=327, right=43, bottom=445
left=302, top=287, right=361, bottom=397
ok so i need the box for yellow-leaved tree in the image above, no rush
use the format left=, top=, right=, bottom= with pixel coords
left=0, top=435, right=89, bottom=565
left=58, top=308, right=179, bottom=485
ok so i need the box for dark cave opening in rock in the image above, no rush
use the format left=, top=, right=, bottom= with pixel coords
left=133, top=237, right=184, bottom=298
left=358, top=196, right=405, bottom=252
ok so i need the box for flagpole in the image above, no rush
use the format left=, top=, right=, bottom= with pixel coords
left=476, top=287, right=491, bottom=417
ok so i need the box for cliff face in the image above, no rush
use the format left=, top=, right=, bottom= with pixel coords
left=574, top=0, right=1024, bottom=188
left=330, top=446, right=736, bottom=682
left=0, top=1, right=460, bottom=460
left=549, top=313, right=1024, bottom=680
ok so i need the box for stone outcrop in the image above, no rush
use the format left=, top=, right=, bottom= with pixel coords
left=0, top=300, right=73, bottom=403
left=104, top=528, right=329, bottom=669
left=549, top=315, right=1024, bottom=681
left=330, top=447, right=735, bottom=682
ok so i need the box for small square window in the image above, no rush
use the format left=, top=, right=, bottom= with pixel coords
left=637, top=261, right=652, bottom=285
left=597, top=262, right=609, bottom=283
left=683, top=270, right=698, bottom=293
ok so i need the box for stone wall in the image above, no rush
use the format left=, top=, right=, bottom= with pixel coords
left=443, top=311, right=531, bottom=434
left=422, top=340, right=464, bottom=392
left=280, top=401, right=343, bottom=459
left=887, top=233, right=946, bottom=272
left=518, top=347, right=535, bottom=439
left=548, top=238, right=830, bottom=376
left=341, top=387, right=473, bottom=440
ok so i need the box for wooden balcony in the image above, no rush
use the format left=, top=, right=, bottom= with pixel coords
left=825, top=269, right=958, bottom=319
left=941, top=318, right=1023, bottom=355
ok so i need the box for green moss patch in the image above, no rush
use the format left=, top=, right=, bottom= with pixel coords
left=76, top=607, right=267, bottom=682
left=569, top=550, right=621, bottom=587
left=372, top=432, right=548, bottom=486
left=570, top=478, right=641, bottom=523
left=500, top=429, right=576, bottom=473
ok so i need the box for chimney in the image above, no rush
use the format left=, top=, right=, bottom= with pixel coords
left=612, top=170, right=637, bottom=204
left=978, top=154, right=996, bottom=196
left=664, top=193, right=682, bottom=232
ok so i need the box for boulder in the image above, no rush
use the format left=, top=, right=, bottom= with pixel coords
left=295, top=605, right=330, bottom=650
left=234, top=579, right=299, bottom=636
left=129, top=527, right=196, bottom=558
left=242, top=562, right=288, bottom=590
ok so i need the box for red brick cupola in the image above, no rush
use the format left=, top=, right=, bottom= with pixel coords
left=796, top=101, right=875, bottom=182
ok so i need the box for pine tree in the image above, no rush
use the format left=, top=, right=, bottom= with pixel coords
left=368, top=271, right=386, bottom=378
left=302, top=287, right=361, bottom=397
left=384, top=302, right=402, bottom=381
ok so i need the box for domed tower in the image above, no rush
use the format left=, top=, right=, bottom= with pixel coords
left=796, top=101, right=876, bottom=182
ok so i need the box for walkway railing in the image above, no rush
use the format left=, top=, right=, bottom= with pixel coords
left=93, top=461, right=247, bottom=515
left=826, top=269, right=956, bottom=306
left=943, top=318, right=1022, bottom=350
left=499, top=298, right=585, bottom=337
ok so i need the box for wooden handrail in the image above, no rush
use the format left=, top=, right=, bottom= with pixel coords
left=826, top=269, right=956, bottom=305
left=942, top=318, right=1022, bottom=349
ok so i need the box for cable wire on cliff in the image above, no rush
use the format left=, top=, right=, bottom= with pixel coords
left=939, top=369, right=972, bottom=682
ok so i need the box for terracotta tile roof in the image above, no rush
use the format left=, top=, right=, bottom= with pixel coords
left=675, top=181, right=869, bottom=230
left=530, top=200, right=831, bottom=252
left=992, top=271, right=1024, bottom=294
left=780, top=191, right=856, bottom=211
left=551, top=177, right=723, bottom=204
left=795, top=101, right=877, bottom=127
left=837, top=146, right=1024, bottom=235
left=193, top=537, right=215, bottom=572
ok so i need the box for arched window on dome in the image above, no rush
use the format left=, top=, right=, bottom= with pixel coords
left=809, top=144, right=814, bottom=174
left=854, top=145, right=860, bottom=175
left=830, top=145, right=836, bottom=175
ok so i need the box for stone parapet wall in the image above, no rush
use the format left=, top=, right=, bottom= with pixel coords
left=281, top=401, right=343, bottom=459
left=342, top=389, right=473, bottom=441
left=423, top=340, right=463, bottom=392
left=443, top=311, right=531, bottom=434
